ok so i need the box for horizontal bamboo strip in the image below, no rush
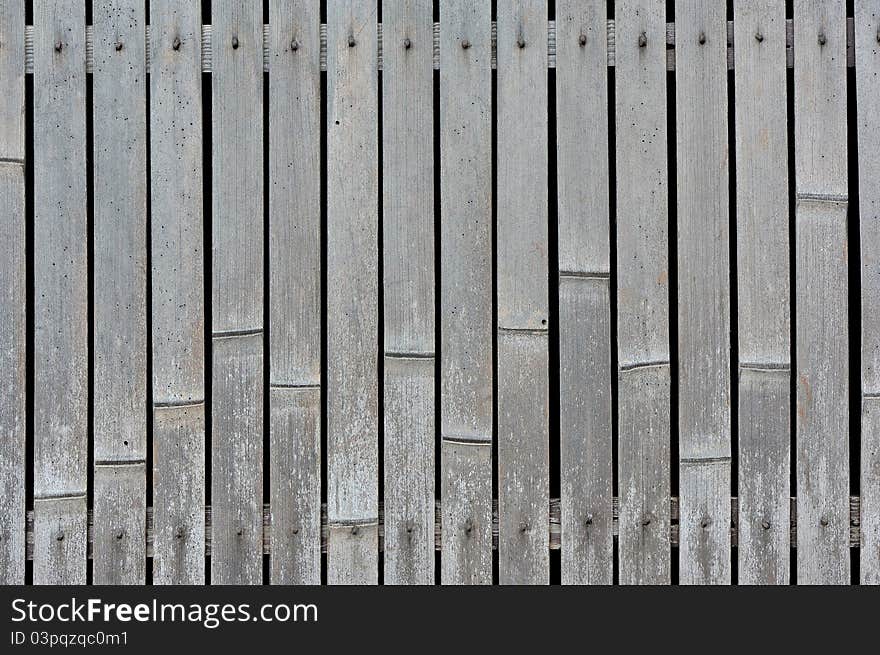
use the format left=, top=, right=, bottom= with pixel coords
left=19, top=18, right=857, bottom=73
left=19, top=496, right=865, bottom=558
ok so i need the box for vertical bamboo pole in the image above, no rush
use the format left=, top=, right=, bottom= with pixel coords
left=0, top=0, right=26, bottom=584
left=793, top=0, right=849, bottom=585
left=150, top=0, right=205, bottom=584
left=734, top=0, right=790, bottom=585
left=211, top=0, right=264, bottom=585
left=497, top=0, right=549, bottom=585
left=382, top=0, right=435, bottom=585
left=615, top=0, right=671, bottom=585
left=91, top=0, right=147, bottom=586
left=33, top=0, right=88, bottom=585
left=268, top=0, right=322, bottom=586
left=855, top=0, right=880, bottom=584
left=439, top=0, right=493, bottom=585
left=327, top=0, right=379, bottom=585
left=675, top=0, right=731, bottom=585
left=555, top=0, right=612, bottom=585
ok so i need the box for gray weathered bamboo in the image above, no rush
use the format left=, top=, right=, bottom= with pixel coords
left=211, top=0, right=264, bottom=585
left=33, top=0, right=88, bottom=585
left=497, top=0, right=549, bottom=586
left=92, top=0, right=148, bottom=585
left=150, top=0, right=205, bottom=585
left=382, top=0, right=435, bottom=586
left=855, top=0, right=880, bottom=585
left=327, top=0, right=379, bottom=585
left=793, top=0, right=850, bottom=585
left=439, top=0, right=493, bottom=585
left=675, top=0, right=731, bottom=585
left=555, top=0, right=612, bottom=585
left=268, top=0, right=322, bottom=586
left=0, top=0, right=26, bottom=585
left=615, top=0, right=671, bottom=585
left=733, top=0, right=791, bottom=585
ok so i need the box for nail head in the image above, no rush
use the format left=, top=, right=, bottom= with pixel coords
left=348, top=36, right=356, bottom=48
left=404, top=37, right=411, bottom=49
left=638, top=32, right=648, bottom=48
left=755, top=31, right=764, bottom=43
left=232, top=35, right=239, bottom=49
left=699, top=32, right=706, bottom=45
left=517, top=37, right=526, bottom=49
left=761, top=520, right=771, bottom=530
left=461, top=39, right=471, bottom=50
left=290, top=39, right=299, bottom=52
left=579, top=34, right=587, bottom=47
left=172, top=36, right=181, bottom=51
left=818, top=32, right=826, bottom=46
left=115, top=41, right=123, bottom=52
left=54, top=41, right=63, bottom=52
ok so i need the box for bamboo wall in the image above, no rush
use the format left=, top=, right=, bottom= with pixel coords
left=0, top=0, right=877, bottom=585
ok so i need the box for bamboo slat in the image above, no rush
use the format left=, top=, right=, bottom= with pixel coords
left=733, top=0, right=791, bottom=586
left=326, top=0, right=379, bottom=585
left=675, top=0, right=731, bottom=585
left=854, top=0, right=880, bottom=585
left=615, top=0, right=671, bottom=585
left=439, top=0, right=493, bottom=585
left=0, top=0, right=26, bottom=585
left=382, top=0, right=435, bottom=586
left=92, top=0, right=148, bottom=585
left=268, top=0, right=322, bottom=586
left=555, top=0, right=612, bottom=586
left=794, top=0, right=850, bottom=585
left=32, top=0, right=88, bottom=586
left=149, top=0, right=205, bottom=585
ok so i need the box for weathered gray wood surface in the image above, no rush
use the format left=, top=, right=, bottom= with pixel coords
left=0, top=0, right=26, bottom=585
left=91, top=0, right=147, bottom=586
left=497, top=0, right=549, bottom=586
left=615, top=0, right=671, bottom=585
left=33, top=0, right=88, bottom=585
left=439, top=0, right=493, bottom=586
left=855, top=0, right=880, bottom=585
left=794, top=0, right=850, bottom=585
left=211, top=0, right=264, bottom=586
left=149, top=0, right=205, bottom=585
left=268, top=0, right=322, bottom=586
left=326, top=0, right=379, bottom=585
left=555, top=0, right=612, bottom=585
left=675, top=0, right=731, bottom=586
left=733, top=0, right=791, bottom=586
left=382, top=0, right=435, bottom=586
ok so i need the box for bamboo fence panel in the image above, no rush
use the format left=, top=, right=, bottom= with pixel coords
left=733, top=0, right=791, bottom=586
left=855, top=0, right=880, bottom=585
left=0, top=0, right=26, bottom=586
left=33, top=0, right=88, bottom=586
left=382, top=0, right=435, bottom=586
left=675, top=0, right=731, bottom=585
left=794, top=0, right=850, bottom=586
left=92, top=0, right=148, bottom=585
left=3, top=0, right=880, bottom=587
left=326, top=0, right=379, bottom=585
left=149, top=0, right=205, bottom=585
left=268, top=0, right=322, bottom=586
left=439, top=0, right=493, bottom=586
left=555, top=0, right=612, bottom=586
left=615, top=0, right=671, bottom=585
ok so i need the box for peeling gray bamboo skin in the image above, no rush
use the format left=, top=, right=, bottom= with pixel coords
left=268, top=0, right=322, bottom=586
left=0, top=0, right=26, bottom=585
left=91, top=0, right=148, bottom=586
left=614, top=0, right=671, bottom=585
left=382, top=1, right=436, bottom=586
left=675, top=0, right=731, bottom=586
left=855, top=0, right=880, bottom=586
left=210, top=0, right=265, bottom=587
left=149, top=0, right=205, bottom=585
left=555, top=0, right=612, bottom=586
left=439, top=0, right=493, bottom=586
left=326, top=0, right=379, bottom=585
left=733, top=0, right=791, bottom=586
left=33, top=0, right=88, bottom=585
left=793, top=0, right=850, bottom=586
left=497, top=0, right=550, bottom=586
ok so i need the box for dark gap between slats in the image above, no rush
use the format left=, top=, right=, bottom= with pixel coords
left=85, top=0, right=95, bottom=586
left=24, top=0, right=35, bottom=587
left=608, top=0, right=619, bottom=585
left=785, top=11, right=796, bottom=584
left=727, top=0, right=739, bottom=586
left=144, top=0, right=154, bottom=586
left=490, top=0, right=499, bottom=588
left=666, top=66, right=679, bottom=586
left=319, top=0, right=329, bottom=588
left=202, top=64, right=212, bottom=583
left=548, top=0, right=559, bottom=586
left=262, top=0, right=270, bottom=584
left=377, top=60, right=385, bottom=588
left=432, top=1, right=442, bottom=584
